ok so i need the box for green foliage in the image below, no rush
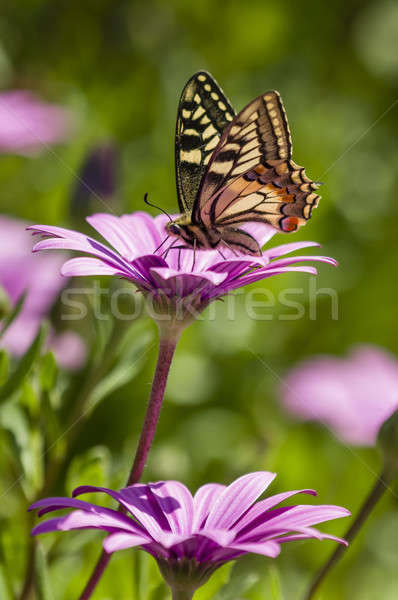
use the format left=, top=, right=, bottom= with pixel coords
left=36, top=545, right=54, bottom=600
left=0, top=323, right=48, bottom=404
left=0, top=292, right=26, bottom=340
left=39, top=352, right=58, bottom=392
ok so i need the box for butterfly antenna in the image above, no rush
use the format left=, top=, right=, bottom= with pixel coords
left=144, top=193, right=172, bottom=222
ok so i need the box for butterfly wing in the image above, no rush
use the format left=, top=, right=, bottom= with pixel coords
left=196, top=91, right=320, bottom=233
left=175, top=71, right=235, bottom=213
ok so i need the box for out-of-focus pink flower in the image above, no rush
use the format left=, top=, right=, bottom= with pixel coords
left=282, top=345, right=398, bottom=446
left=30, top=472, right=349, bottom=594
left=0, top=215, right=85, bottom=370
left=0, top=91, right=72, bottom=155
left=49, top=331, right=87, bottom=372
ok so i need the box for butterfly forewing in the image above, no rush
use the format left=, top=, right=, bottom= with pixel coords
left=175, top=71, right=236, bottom=213
left=196, top=91, right=292, bottom=210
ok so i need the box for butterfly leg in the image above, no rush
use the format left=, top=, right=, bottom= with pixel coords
left=154, top=235, right=170, bottom=255
left=192, top=238, right=197, bottom=271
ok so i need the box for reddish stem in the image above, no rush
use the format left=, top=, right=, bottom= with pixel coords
left=79, top=333, right=179, bottom=600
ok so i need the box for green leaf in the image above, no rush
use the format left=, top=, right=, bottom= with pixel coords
left=0, top=350, right=9, bottom=386
left=0, top=291, right=26, bottom=340
left=0, top=285, right=10, bottom=320
left=0, top=542, right=13, bottom=600
left=0, top=323, right=48, bottom=404
left=35, top=544, right=54, bottom=600
left=213, top=560, right=259, bottom=600
left=86, top=328, right=153, bottom=413
left=66, top=446, right=111, bottom=495
left=20, top=379, right=40, bottom=417
left=39, top=352, right=58, bottom=391
left=268, top=565, right=283, bottom=600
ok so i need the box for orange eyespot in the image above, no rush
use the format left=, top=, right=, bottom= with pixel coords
left=281, top=216, right=299, bottom=232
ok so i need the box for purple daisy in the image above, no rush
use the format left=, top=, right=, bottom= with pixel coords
left=0, top=215, right=86, bottom=370
left=28, top=212, right=336, bottom=329
left=30, top=472, right=349, bottom=598
left=282, top=345, right=398, bottom=446
left=0, top=91, right=72, bottom=155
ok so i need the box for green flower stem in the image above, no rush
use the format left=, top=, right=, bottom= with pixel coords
left=305, top=466, right=395, bottom=600
left=79, top=328, right=181, bottom=600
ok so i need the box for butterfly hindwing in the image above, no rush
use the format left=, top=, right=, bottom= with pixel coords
left=203, top=160, right=320, bottom=233
left=175, top=71, right=235, bottom=213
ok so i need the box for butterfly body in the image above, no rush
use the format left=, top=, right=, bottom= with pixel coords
left=169, top=71, right=321, bottom=255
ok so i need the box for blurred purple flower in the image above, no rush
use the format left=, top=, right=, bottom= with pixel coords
left=29, top=212, right=336, bottom=325
left=0, top=91, right=72, bottom=155
left=0, top=215, right=85, bottom=370
left=282, top=345, right=398, bottom=446
left=30, top=472, right=349, bottom=593
left=71, top=144, right=118, bottom=216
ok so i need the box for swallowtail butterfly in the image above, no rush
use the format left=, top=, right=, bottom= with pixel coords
left=166, top=71, right=321, bottom=256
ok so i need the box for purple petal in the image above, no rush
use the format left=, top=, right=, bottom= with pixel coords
left=241, top=504, right=350, bottom=541
left=234, top=489, right=317, bottom=534
left=29, top=225, right=142, bottom=279
left=205, top=472, right=276, bottom=530
left=275, top=529, right=348, bottom=546
left=31, top=508, right=145, bottom=537
left=269, top=255, right=337, bottom=268
left=73, top=484, right=171, bottom=541
left=223, top=539, right=281, bottom=558
left=263, top=241, right=320, bottom=260
left=143, top=481, right=194, bottom=536
left=208, top=266, right=319, bottom=298
left=87, top=213, right=161, bottom=261
left=61, top=257, right=124, bottom=277
left=103, top=532, right=157, bottom=554
left=208, top=256, right=269, bottom=278
left=241, top=222, right=276, bottom=247
left=192, top=484, right=226, bottom=532
left=149, top=268, right=226, bottom=297
left=208, top=539, right=281, bottom=562
left=30, top=496, right=143, bottom=533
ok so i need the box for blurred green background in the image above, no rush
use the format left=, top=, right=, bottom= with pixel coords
left=1, top=0, right=398, bottom=599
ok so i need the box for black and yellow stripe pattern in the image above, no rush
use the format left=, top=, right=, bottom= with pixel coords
left=175, top=71, right=235, bottom=213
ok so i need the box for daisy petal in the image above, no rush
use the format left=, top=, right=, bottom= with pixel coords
left=103, top=532, right=155, bottom=553
left=206, top=472, right=276, bottom=529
